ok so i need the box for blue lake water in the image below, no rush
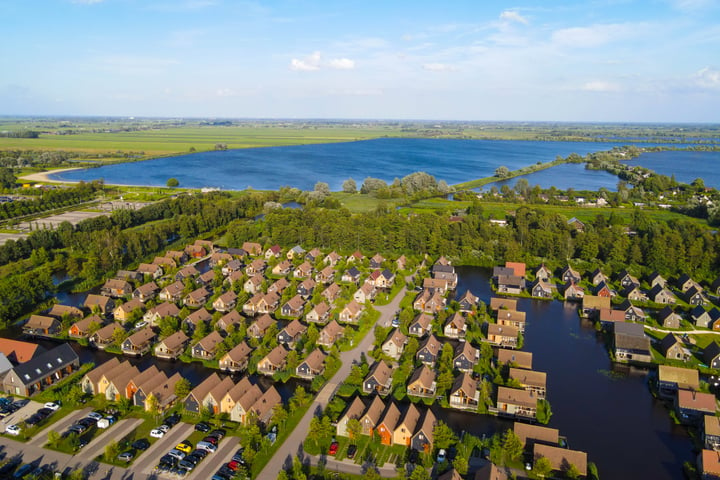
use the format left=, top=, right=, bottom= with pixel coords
left=483, top=163, right=621, bottom=191
left=625, top=150, right=720, bottom=188
left=52, top=138, right=635, bottom=191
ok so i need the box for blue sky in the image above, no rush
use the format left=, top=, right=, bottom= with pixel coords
left=1, top=0, right=719, bottom=122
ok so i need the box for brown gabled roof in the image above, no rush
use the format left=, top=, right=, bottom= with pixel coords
left=137, top=263, right=161, bottom=274
left=309, top=301, right=331, bottom=317
left=321, top=320, right=344, bottom=339
left=455, top=342, right=478, bottom=362
left=367, top=360, right=392, bottom=386
left=533, top=444, right=587, bottom=476
left=269, top=277, right=289, bottom=293
left=514, top=422, right=559, bottom=447
left=379, top=401, right=401, bottom=431
left=488, top=324, right=519, bottom=338
left=474, top=464, right=508, bottom=480
left=497, top=349, right=533, bottom=369
left=106, top=361, right=140, bottom=391
left=420, top=334, right=442, bottom=356
left=284, top=295, right=306, bottom=311
left=166, top=250, right=186, bottom=260
left=659, top=365, right=700, bottom=390
left=252, top=313, right=275, bottom=332
left=160, top=331, right=189, bottom=350
left=218, top=310, right=243, bottom=331
left=411, top=313, right=432, bottom=329
left=206, top=376, right=235, bottom=403
left=282, top=319, right=307, bottom=337
left=341, top=396, right=366, bottom=422
left=93, top=322, right=123, bottom=341
left=599, top=308, right=626, bottom=323
left=582, top=295, right=611, bottom=310
left=242, top=242, right=262, bottom=255
left=251, top=385, right=282, bottom=422
left=223, top=341, right=252, bottom=362
left=216, top=290, right=238, bottom=304
left=509, top=368, right=547, bottom=388
left=186, top=287, right=210, bottom=302
left=127, top=326, right=155, bottom=346
left=397, top=403, right=421, bottom=435
left=497, top=386, right=537, bottom=409
left=445, top=312, right=466, bottom=330
left=362, top=395, right=386, bottom=425
left=196, top=331, right=224, bottom=353
left=451, top=372, right=478, bottom=397
left=385, top=328, right=407, bottom=348
left=706, top=415, right=720, bottom=437
left=150, top=301, right=180, bottom=318
left=237, top=384, right=263, bottom=411
left=47, top=304, right=83, bottom=319
left=496, top=310, right=526, bottom=323
left=342, top=299, right=362, bottom=315
left=26, top=315, right=60, bottom=330
left=323, top=283, right=341, bottom=298
left=103, top=278, right=131, bottom=291
left=186, top=307, right=212, bottom=326
left=187, top=372, right=223, bottom=403
left=83, top=357, right=121, bottom=387
left=415, top=408, right=436, bottom=441
left=301, top=349, right=327, bottom=371
left=115, top=298, right=144, bottom=314
left=262, top=345, right=289, bottom=367
left=130, top=365, right=160, bottom=389
left=135, top=282, right=159, bottom=296
left=408, top=365, right=436, bottom=389
left=438, top=469, right=463, bottom=480
left=152, top=372, right=182, bottom=408
left=199, top=270, right=216, bottom=284
left=161, top=281, right=184, bottom=296
left=69, top=317, right=95, bottom=334
left=223, top=377, right=253, bottom=404
left=490, top=297, right=518, bottom=311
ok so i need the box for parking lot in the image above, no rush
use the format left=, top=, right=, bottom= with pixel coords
left=0, top=400, right=44, bottom=435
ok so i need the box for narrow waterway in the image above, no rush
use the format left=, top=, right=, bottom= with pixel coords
left=455, top=266, right=694, bottom=480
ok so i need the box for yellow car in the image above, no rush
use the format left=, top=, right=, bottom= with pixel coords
left=175, top=442, right=193, bottom=454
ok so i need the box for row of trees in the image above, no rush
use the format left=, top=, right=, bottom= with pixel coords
left=0, top=181, right=103, bottom=220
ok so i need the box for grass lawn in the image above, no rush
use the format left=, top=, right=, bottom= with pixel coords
left=331, top=192, right=405, bottom=214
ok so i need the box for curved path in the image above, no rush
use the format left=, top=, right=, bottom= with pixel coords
left=256, top=286, right=407, bottom=480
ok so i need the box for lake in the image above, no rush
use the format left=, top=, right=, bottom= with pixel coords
left=51, top=138, right=635, bottom=191
left=626, top=150, right=720, bottom=188
left=483, top=163, right=621, bottom=192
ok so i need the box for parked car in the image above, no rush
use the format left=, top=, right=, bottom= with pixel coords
left=231, top=448, right=245, bottom=464
left=5, top=424, right=21, bottom=435
left=44, top=402, right=61, bottom=411
left=196, top=441, right=217, bottom=453
left=209, top=428, right=226, bottom=439
left=347, top=444, right=357, bottom=459
left=164, top=412, right=181, bottom=427
left=175, top=441, right=193, bottom=454
left=195, top=422, right=210, bottom=432
left=12, top=463, right=34, bottom=478
left=150, top=428, right=165, bottom=438
left=328, top=441, right=338, bottom=456
left=132, top=438, right=150, bottom=450
left=202, top=436, right=218, bottom=445
left=167, top=449, right=186, bottom=460
left=436, top=448, right=447, bottom=463
left=391, top=317, right=400, bottom=327
left=118, top=451, right=134, bottom=462
left=87, top=411, right=104, bottom=421
left=11, top=399, right=28, bottom=409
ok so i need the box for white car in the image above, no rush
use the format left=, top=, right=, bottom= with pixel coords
left=135, top=321, right=148, bottom=330
left=44, top=402, right=61, bottom=411
left=87, top=412, right=103, bottom=421
left=5, top=424, right=21, bottom=435
left=150, top=428, right=165, bottom=438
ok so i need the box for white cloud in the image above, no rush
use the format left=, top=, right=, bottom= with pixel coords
left=581, top=81, right=622, bottom=92
left=422, top=63, right=457, bottom=72
left=290, top=52, right=355, bottom=71
left=290, top=52, right=321, bottom=71
left=500, top=10, right=528, bottom=25
left=552, top=23, right=640, bottom=48
left=694, top=67, right=720, bottom=88
left=328, top=58, right=355, bottom=70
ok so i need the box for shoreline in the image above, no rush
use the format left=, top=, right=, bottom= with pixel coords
left=20, top=167, right=85, bottom=184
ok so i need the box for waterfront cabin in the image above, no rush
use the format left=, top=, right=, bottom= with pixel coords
left=658, top=306, right=682, bottom=329
left=443, top=312, right=467, bottom=339
left=533, top=444, right=587, bottom=478
left=318, top=320, right=344, bottom=348
left=133, top=281, right=159, bottom=303
left=487, top=324, right=519, bottom=349
left=277, top=319, right=307, bottom=347
left=411, top=409, right=436, bottom=453
left=23, top=315, right=61, bottom=336
left=449, top=373, right=480, bottom=410
left=296, top=349, right=327, bottom=380
left=219, top=341, right=252, bottom=373
left=121, top=327, right=156, bottom=356
left=659, top=334, right=692, bottom=361
left=363, top=360, right=393, bottom=395
left=154, top=331, right=190, bottom=360
left=84, top=294, right=115, bottom=317
left=496, top=386, right=537, bottom=420
left=496, top=349, right=533, bottom=369
left=509, top=368, right=547, bottom=399
left=257, top=345, right=289, bottom=376
left=101, top=278, right=132, bottom=298
left=613, top=322, right=651, bottom=363
left=676, top=389, right=717, bottom=425
left=191, top=331, right=224, bottom=360
left=658, top=365, right=700, bottom=398
left=416, top=334, right=442, bottom=366
left=381, top=329, right=407, bottom=360
left=407, top=365, right=437, bottom=398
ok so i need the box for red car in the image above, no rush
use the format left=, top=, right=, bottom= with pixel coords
left=328, top=442, right=339, bottom=456
left=227, top=460, right=240, bottom=471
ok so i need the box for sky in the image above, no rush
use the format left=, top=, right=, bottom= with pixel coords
left=1, top=0, right=719, bottom=122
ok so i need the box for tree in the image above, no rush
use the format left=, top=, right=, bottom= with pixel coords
left=408, top=466, right=431, bottom=480
left=536, top=399, right=552, bottom=424
left=68, top=469, right=87, bottom=480
left=271, top=403, right=288, bottom=429
left=342, top=178, right=357, bottom=193
left=47, top=429, right=60, bottom=447
left=533, top=456, right=553, bottom=478
left=314, top=182, right=331, bottom=196
left=167, top=178, right=180, bottom=187
left=432, top=420, right=458, bottom=449
left=565, top=463, right=582, bottom=479
left=347, top=418, right=362, bottom=441
left=454, top=455, right=469, bottom=475
left=174, top=378, right=192, bottom=399
left=104, top=440, right=121, bottom=461
left=495, top=166, right=510, bottom=178
left=146, top=392, right=160, bottom=420
left=502, top=429, right=524, bottom=463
